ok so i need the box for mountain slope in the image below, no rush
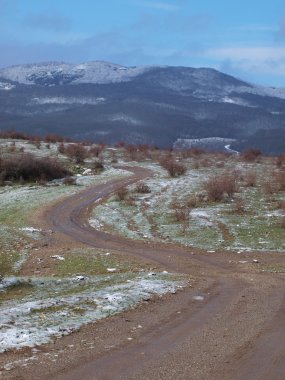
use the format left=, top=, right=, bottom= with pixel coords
left=0, top=61, right=285, bottom=153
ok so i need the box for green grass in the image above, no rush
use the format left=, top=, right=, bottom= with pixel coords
left=55, top=248, right=137, bottom=277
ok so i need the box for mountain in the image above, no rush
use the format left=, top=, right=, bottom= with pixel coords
left=0, top=61, right=285, bottom=153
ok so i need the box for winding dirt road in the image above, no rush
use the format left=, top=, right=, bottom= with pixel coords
left=3, top=167, right=285, bottom=380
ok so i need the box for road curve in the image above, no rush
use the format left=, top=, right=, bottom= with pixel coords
left=44, top=166, right=285, bottom=380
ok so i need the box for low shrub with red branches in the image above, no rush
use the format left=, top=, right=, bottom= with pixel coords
left=0, top=153, right=71, bottom=183
left=204, top=172, right=239, bottom=202
left=160, top=158, right=187, bottom=177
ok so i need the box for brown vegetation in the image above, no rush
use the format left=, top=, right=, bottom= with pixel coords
left=135, top=182, right=151, bottom=194
left=160, top=158, right=187, bottom=177
left=204, top=172, right=239, bottom=202
left=241, top=148, right=262, bottom=162
left=0, top=153, right=70, bottom=184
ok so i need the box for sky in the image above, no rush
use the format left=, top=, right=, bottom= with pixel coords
left=1, top=0, right=285, bottom=86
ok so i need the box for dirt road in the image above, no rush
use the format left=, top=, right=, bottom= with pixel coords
left=3, top=166, right=285, bottom=380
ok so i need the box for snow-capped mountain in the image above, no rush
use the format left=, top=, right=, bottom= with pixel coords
left=0, top=61, right=158, bottom=86
left=0, top=61, right=285, bottom=153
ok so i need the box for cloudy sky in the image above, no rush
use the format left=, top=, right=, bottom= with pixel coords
left=1, top=0, right=285, bottom=86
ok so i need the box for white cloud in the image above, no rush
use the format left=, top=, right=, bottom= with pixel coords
left=203, top=46, right=285, bottom=75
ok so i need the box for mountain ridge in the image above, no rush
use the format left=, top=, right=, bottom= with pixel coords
left=0, top=61, right=285, bottom=153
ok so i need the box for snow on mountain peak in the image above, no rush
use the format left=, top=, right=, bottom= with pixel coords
left=0, top=61, right=159, bottom=86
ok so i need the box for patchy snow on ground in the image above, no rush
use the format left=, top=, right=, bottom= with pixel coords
left=0, top=273, right=185, bottom=352
left=91, top=159, right=285, bottom=252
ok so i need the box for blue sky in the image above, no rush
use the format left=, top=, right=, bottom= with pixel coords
left=1, top=0, right=285, bottom=86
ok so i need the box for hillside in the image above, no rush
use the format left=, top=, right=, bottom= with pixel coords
left=1, top=61, right=285, bottom=153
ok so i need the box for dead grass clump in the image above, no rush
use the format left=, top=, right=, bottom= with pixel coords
left=216, top=161, right=225, bottom=168
left=244, top=171, right=257, bottom=187
left=174, top=208, right=189, bottom=223
left=204, top=172, right=239, bottom=202
left=262, top=180, right=276, bottom=197
left=135, top=182, right=151, bottom=194
left=232, top=197, right=246, bottom=214
left=116, top=187, right=128, bottom=201
left=275, top=169, right=285, bottom=191
left=279, top=217, right=285, bottom=229
left=160, top=158, right=187, bottom=177
left=187, top=196, right=198, bottom=208
left=277, top=200, right=285, bottom=212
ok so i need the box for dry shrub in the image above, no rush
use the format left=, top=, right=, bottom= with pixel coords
left=241, top=148, right=262, bottom=162
left=174, top=208, right=189, bottom=222
left=277, top=200, right=285, bottom=212
left=244, top=171, right=257, bottom=187
left=199, top=158, right=212, bottom=168
left=89, top=145, right=103, bottom=158
left=125, top=144, right=138, bottom=161
left=275, top=169, right=285, bottom=191
left=57, top=143, right=65, bottom=154
left=93, top=160, right=104, bottom=174
left=262, top=180, right=275, bottom=196
left=63, top=176, right=76, bottom=185
left=116, top=187, right=128, bottom=201
left=160, top=158, right=187, bottom=177
left=189, top=147, right=206, bottom=156
left=135, top=182, right=151, bottom=193
left=276, top=155, right=285, bottom=168
left=187, top=196, right=198, bottom=208
left=0, top=153, right=70, bottom=183
left=216, top=161, right=225, bottom=168
left=279, top=217, right=285, bottom=229
left=204, top=172, right=239, bottom=202
left=125, top=195, right=136, bottom=207
left=232, top=197, right=246, bottom=214
left=65, top=143, right=88, bottom=163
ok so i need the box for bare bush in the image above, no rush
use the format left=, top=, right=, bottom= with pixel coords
left=135, top=182, right=151, bottom=193
left=277, top=200, right=285, bottom=212
left=204, top=172, right=239, bottom=202
left=232, top=197, right=246, bottom=214
left=0, top=153, right=71, bottom=183
left=160, top=158, right=187, bottom=177
left=65, top=143, right=88, bottom=163
left=279, top=217, right=285, bottom=229
left=244, top=171, right=257, bottom=187
left=275, top=169, right=285, bottom=191
left=241, top=148, right=262, bottom=162
left=262, top=180, right=275, bottom=197
left=57, top=143, right=65, bottom=154
left=116, top=187, right=128, bottom=201
left=93, top=160, right=104, bottom=174
left=276, top=155, right=285, bottom=168
left=174, top=208, right=189, bottom=223
left=187, top=196, right=198, bottom=208
left=89, top=145, right=103, bottom=158
left=171, top=200, right=191, bottom=232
